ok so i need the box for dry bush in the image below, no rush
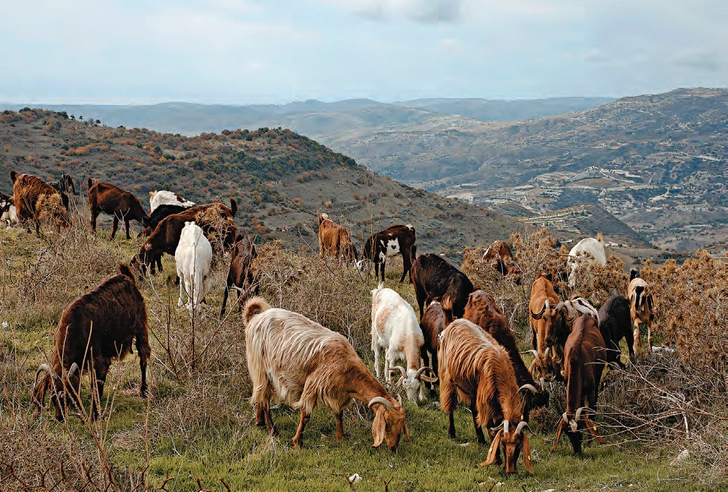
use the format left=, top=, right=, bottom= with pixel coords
left=639, top=251, right=728, bottom=374
left=254, top=240, right=373, bottom=353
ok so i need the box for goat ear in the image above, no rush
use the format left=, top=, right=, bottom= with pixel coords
left=522, top=434, right=534, bottom=474
left=480, top=429, right=503, bottom=467
left=371, top=407, right=386, bottom=448
left=583, top=417, right=605, bottom=444
left=550, top=420, right=565, bottom=452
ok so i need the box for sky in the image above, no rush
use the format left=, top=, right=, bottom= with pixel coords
left=1, top=0, right=726, bottom=105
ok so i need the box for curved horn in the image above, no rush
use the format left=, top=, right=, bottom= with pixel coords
left=389, top=366, right=407, bottom=378
left=574, top=406, right=589, bottom=421
left=521, top=349, right=540, bottom=360
left=515, top=421, right=530, bottom=435
left=67, top=362, right=79, bottom=380
left=518, top=383, right=539, bottom=394
left=415, top=366, right=438, bottom=383
left=544, top=347, right=551, bottom=359
left=539, top=377, right=545, bottom=391
left=490, top=420, right=504, bottom=432
left=503, top=420, right=510, bottom=434
left=530, top=303, right=547, bottom=320
left=562, top=412, right=569, bottom=424
left=35, top=363, right=56, bottom=385
left=368, top=396, right=394, bottom=411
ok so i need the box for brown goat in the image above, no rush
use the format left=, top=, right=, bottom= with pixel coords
left=32, top=264, right=150, bottom=421
left=131, top=202, right=237, bottom=276
left=439, top=319, right=534, bottom=474
left=411, top=253, right=474, bottom=325
left=463, top=290, right=549, bottom=419
left=244, top=297, right=409, bottom=451
left=551, top=314, right=606, bottom=454
left=88, top=179, right=149, bottom=239
left=317, top=213, right=358, bottom=261
left=482, top=240, right=519, bottom=278
left=10, top=170, right=69, bottom=234
left=529, top=273, right=564, bottom=380
left=219, top=230, right=258, bottom=317
left=419, top=301, right=446, bottom=398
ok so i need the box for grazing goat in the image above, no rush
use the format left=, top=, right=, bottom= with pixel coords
left=49, top=173, right=78, bottom=196
left=463, top=290, right=549, bottom=419
left=567, top=234, right=606, bottom=288
left=317, top=213, right=358, bottom=261
left=244, top=297, right=409, bottom=450
left=175, top=222, right=213, bottom=311
left=528, top=274, right=563, bottom=379
left=141, top=204, right=189, bottom=237
left=629, top=270, right=655, bottom=352
left=419, top=301, right=446, bottom=397
left=149, top=190, right=195, bottom=212
left=32, top=264, right=150, bottom=421
left=10, top=170, right=69, bottom=234
left=439, top=319, right=534, bottom=474
left=220, top=230, right=258, bottom=318
left=371, top=284, right=436, bottom=402
left=131, top=202, right=237, bottom=276
left=551, top=314, right=606, bottom=454
left=411, top=253, right=474, bottom=325
left=358, top=224, right=416, bottom=282
left=482, top=240, right=518, bottom=278
left=0, top=192, right=18, bottom=227
left=544, top=297, right=600, bottom=359
left=598, top=295, right=635, bottom=366
left=88, top=179, right=149, bottom=239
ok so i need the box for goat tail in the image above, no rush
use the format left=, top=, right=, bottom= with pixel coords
left=243, top=296, right=271, bottom=324
left=87, top=178, right=93, bottom=189
left=9, top=170, right=18, bottom=183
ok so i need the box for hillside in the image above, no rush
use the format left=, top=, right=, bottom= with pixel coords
left=0, top=108, right=523, bottom=257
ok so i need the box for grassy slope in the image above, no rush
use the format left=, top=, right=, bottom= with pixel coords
left=0, top=221, right=713, bottom=492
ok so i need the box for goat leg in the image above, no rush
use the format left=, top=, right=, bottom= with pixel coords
left=292, top=411, right=310, bottom=448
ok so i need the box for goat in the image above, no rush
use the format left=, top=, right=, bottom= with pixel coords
left=88, top=179, right=149, bottom=239
left=10, top=170, right=69, bottom=234
left=149, top=190, right=195, bottom=213
left=598, top=295, right=635, bottom=367
left=244, top=297, right=409, bottom=450
left=0, top=192, right=18, bottom=227
left=49, top=173, right=78, bottom=196
left=419, top=301, right=446, bottom=398
left=629, top=270, right=655, bottom=353
left=544, top=297, right=600, bottom=361
left=528, top=273, right=563, bottom=379
left=32, top=264, right=150, bottom=421
left=175, top=222, right=213, bottom=311
left=411, top=253, right=474, bottom=325
left=140, top=204, right=189, bottom=237
left=551, top=314, right=606, bottom=454
left=482, top=240, right=519, bottom=279
left=358, top=224, right=416, bottom=282
left=317, top=213, right=358, bottom=261
left=220, top=230, right=258, bottom=318
left=439, top=318, right=534, bottom=474
left=463, top=290, right=549, bottom=419
left=371, top=283, right=436, bottom=402
left=567, top=234, right=606, bottom=288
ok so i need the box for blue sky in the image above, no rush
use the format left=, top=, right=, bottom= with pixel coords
left=1, top=0, right=726, bottom=104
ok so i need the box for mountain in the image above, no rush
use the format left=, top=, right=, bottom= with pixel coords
left=0, top=108, right=530, bottom=258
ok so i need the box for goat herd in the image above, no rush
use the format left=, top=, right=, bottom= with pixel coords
left=3, top=171, right=657, bottom=476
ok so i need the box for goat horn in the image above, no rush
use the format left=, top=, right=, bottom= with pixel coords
left=503, top=420, right=510, bottom=434
left=67, top=362, right=79, bottom=380
left=515, top=421, right=530, bottom=435
left=389, top=366, right=407, bottom=378
left=415, top=366, right=438, bottom=382
left=368, top=396, right=394, bottom=411
left=539, top=377, right=545, bottom=391
left=575, top=407, right=589, bottom=421
left=521, top=349, right=540, bottom=360
left=35, top=363, right=56, bottom=385
left=562, top=412, right=569, bottom=424
left=530, top=304, right=546, bottom=320
left=518, top=383, right=538, bottom=394
left=544, top=347, right=551, bottom=358
left=490, top=421, right=504, bottom=432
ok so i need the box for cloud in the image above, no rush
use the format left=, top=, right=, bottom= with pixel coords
left=672, top=49, right=723, bottom=73
left=322, top=0, right=465, bottom=23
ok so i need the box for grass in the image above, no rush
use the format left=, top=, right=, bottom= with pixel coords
left=0, top=216, right=724, bottom=491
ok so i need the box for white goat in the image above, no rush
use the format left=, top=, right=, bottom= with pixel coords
left=567, top=234, right=606, bottom=288
left=0, top=193, right=18, bottom=227
left=149, top=190, right=195, bottom=213
left=174, top=221, right=212, bottom=311
left=371, top=283, right=435, bottom=402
